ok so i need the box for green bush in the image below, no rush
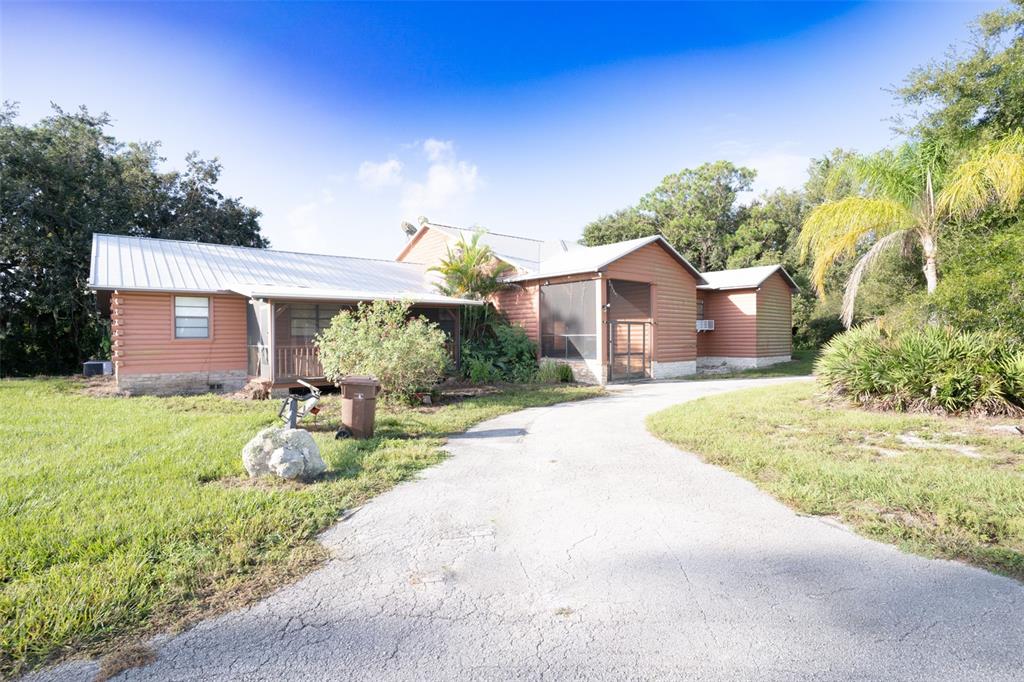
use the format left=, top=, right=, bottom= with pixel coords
left=816, top=324, right=1024, bottom=415
left=462, top=322, right=538, bottom=383
left=931, top=224, right=1024, bottom=342
left=315, top=300, right=448, bottom=402
left=536, top=360, right=574, bottom=383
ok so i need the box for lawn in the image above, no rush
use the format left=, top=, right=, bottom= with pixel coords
left=0, top=378, right=602, bottom=677
left=648, top=381, right=1024, bottom=580
left=686, top=348, right=817, bottom=380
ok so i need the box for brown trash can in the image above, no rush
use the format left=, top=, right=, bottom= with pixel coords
left=338, top=376, right=381, bottom=439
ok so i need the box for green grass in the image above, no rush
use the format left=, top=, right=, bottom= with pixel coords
left=0, top=378, right=602, bottom=677
left=686, top=348, right=818, bottom=380
left=648, top=381, right=1024, bottom=580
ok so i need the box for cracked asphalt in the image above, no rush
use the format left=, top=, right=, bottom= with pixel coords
left=33, top=377, right=1024, bottom=681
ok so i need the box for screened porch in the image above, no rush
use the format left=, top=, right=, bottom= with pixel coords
left=246, top=300, right=461, bottom=385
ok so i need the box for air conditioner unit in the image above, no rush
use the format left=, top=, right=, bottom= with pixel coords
left=696, top=319, right=715, bottom=332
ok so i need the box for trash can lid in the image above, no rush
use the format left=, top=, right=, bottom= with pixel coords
left=341, top=375, right=380, bottom=386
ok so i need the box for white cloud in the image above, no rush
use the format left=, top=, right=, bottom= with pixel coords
left=401, top=159, right=480, bottom=215
left=357, top=158, right=403, bottom=189
left=390, top=139, right=480, bottom=217
left=422, top=138, right=454, bottom=163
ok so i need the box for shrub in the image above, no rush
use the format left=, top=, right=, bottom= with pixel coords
left=816, top=324, right=1024, bottom=416
left=931, top=224, right=1024, bottom=342
left=315, top=300, right=448, bottom=402
left=536, top=360, right=574, bottom=383
left=462, top=322, right=538, bottom=383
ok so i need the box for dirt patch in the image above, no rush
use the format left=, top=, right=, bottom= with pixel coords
left=95, top=643, right=157, bottom=681
left=897, top=433, right=983, bottom=459
left=79, top=375, right=126, bottom=398
left=213, top=475, right=310, bottom=491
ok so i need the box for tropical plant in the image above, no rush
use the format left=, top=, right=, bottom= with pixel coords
left=798, top=131, right=1024, bottom=326
left=430, top=230, right=513, bottom=344
left=462, top=323, right=538, bottom=383
left=430, top=230, right=512, bottom=300
left=315, top=300, right=448, bottom=402
left=536, top=360, right=574, bottom=383
left=816, top=324, right=1024, bottom=416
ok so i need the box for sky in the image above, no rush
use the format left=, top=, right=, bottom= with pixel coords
left=0, top=1, right=999, bottom=259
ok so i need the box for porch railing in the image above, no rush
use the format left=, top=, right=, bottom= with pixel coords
left=274, top=345, right=324, bottom=381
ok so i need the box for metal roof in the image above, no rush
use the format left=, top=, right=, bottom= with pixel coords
left=89, top=234, right=482, bottom=305
left=503, top=235, right=706, bottom=284
left=698, top=264, right=800, bottom=292
left=422, top=223, right=580, bottom=274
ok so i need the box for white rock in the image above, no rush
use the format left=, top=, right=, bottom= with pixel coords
left=242, top=427, right=326, bottom=480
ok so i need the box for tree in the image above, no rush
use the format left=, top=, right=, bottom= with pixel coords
left=804, top=149, right=860, bottom=206
left=930, top=220, right=1024, bottom=342
left=0, top=104, right=267, bottom=376
left=726, top=189, right=805, bottom=270
left=897, top=1, right=1024, bottom=143
left=639, top=161, right=756, bottom=271
left=581, top=207, right=657, bottom=247
left=799, top=132, right=1024, bottom=326
left=581, top=162, right=755, bottom=271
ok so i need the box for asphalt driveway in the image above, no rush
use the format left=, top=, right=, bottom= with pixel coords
left=38, top=377, right=1024, bottom=681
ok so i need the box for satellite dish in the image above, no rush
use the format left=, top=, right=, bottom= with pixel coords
left=417, top=215, right=429, bottom=226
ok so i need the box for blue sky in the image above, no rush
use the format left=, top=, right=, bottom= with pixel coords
left=1, top=1, right=998, bottom=258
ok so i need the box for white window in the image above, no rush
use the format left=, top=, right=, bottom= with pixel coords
left=174, top=296, right=210, bottom=338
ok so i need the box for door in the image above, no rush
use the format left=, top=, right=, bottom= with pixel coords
left=608, top=320, right=652, bottom=380
left=606, top=279, right=652, bottom=381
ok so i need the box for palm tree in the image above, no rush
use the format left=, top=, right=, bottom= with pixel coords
left=430, top=230, right=513, bottom=342
left=429, top=230, right=512, bottom=300
left=799, top=131, right=1024, bottom=327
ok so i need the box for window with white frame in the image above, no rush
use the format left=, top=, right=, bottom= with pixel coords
left=174, top=296, right=210, bottom=338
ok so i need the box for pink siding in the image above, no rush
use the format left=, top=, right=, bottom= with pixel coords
left=697, top=289, right=758, bottom=358
left=756, top=272, right=793, bottom=357
left=396, top=227, right=454, bottom=264
left=112, top=291, right=247, bottom=375
left=604, top=242, right=698, bottom=363
left=493, top=283, right=539, bottom=342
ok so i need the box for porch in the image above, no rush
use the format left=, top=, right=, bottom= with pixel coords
left=246, top=300, right=461, bottom=385
left=538, top=276, right=654, bottom=383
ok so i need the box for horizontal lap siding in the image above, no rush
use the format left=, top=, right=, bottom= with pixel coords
left=493, top=284, right=539, bottom=342
left=697, top=289, right=758, bottom=358
left=603, top=243, right=697, bottom=363
left=396, top=227, right=453, bottom=264
left=112, top=291, right=247, bottom=375
left=756, top=273, right=793, bottom=357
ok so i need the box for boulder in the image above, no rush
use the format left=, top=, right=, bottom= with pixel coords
left=242, top=427, right=326, bottom=480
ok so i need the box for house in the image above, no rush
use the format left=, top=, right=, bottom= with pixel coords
left=89, top=225, right=797, bottom=395
left=697, top=265, right=801, bottom=371
left=397, top=222, right=799, bottom=383
left=88, top=234, right=481, bottom=395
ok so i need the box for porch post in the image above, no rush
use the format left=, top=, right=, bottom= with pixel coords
left=268, top=299, right=277, bottom=383
left=595, top=275, right=606, bottom=384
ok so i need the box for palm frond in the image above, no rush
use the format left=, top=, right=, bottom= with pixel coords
left=854, top=148, right=921, bottom=207
left=937, top=130, right=1024, bottom=221
left=429, top=230, right=512, bottom=299
left=799, top=197, right=914, bottom=295
left=840, top=230, right=908, bottom=328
